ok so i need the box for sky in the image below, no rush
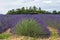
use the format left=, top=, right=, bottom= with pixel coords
left=0, top=0, right=60, bottom=14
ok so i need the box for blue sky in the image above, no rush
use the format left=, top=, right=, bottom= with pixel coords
left=0, top=0, right=60, bottom=14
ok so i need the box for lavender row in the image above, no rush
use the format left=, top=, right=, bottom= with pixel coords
left=0, top=14, right=60, bottom=35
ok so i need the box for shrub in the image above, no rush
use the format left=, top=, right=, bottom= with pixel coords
left=13, top=18, right=50, bottom=37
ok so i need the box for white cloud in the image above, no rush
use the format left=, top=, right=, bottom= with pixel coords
left=43, top=1, right=52, bottom=4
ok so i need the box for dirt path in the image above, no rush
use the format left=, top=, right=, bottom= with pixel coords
left=48, top=26, right=58, bottom=32
left=47, top=26, right=60, bottom=40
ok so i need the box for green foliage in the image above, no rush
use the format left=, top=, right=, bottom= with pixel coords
left=58, top=11, right=60, bottom=14
left=7, top=6, right=60, bottom=14
left=53, top=10, right=57, bottom=14
left=7, top=6, right=52, bottom=14
left=0, top=33, right=10, bottom=39
left=13, top=19, right=46, bottom=37
left=7, top=9, right=15, bottom=15
left=50, top=31, right=59, bottom=39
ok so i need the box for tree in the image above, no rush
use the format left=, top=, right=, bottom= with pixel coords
left=15, top=8, right=22, bottom=14
left=58, top=11, right=60, bottom=14
left=25, top=7, right=29, bottom=14
left=33, top=6, right=37, bottom=13
left=33, top=6, right=37, bottom=11
left=39, top=7, right=41, bottom=11
left=7, top=6, right=60, bottom=14
left=21, top=7, right=25, bottom=14
left=38, top=7, right=41, bottom=13
left=29, top=7, right=33, bottom=13
left=45, top=11, right=51, bottom=14
left=52, top=10, right=57, bottom=14
left=7, top=9, right=15, bottom=14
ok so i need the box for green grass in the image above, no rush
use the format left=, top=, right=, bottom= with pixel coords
left=0, top=29, right=59, bottom=40
left=0, top=33, right=10, bottom=39
left=50, top=31, right=59, bottom=38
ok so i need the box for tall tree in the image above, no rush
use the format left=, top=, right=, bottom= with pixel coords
left=15, top=8, right=21, bottom=14
left=29, top=7, right=33, bottom=13
left=25, top=7, right=29, bottom=14
left=58, top=11, right=60, bottom=14
left=33, top=6, right=37, bottom=11
left=33, top=6, right=37, bottom=13
left=52, top=10, right=57, bottom=14
left=38, top=7, right=41, bottom=13
left=39, top=7, right=41, bottom=11
left=7, top=9, right=15, bottom=14
left=21, top=7, right=25, bottom=14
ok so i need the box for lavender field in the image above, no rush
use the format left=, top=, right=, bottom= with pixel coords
left=0, top=14, right=60, bottom=40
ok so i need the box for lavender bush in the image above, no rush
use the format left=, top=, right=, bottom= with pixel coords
left=12, top=18, right=50, bottom=37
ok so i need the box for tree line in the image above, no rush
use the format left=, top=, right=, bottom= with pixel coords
left=7, top=6, right=60, bottom=14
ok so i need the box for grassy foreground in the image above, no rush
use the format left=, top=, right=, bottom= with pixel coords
left=0, top=26, right=59, bottom=40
